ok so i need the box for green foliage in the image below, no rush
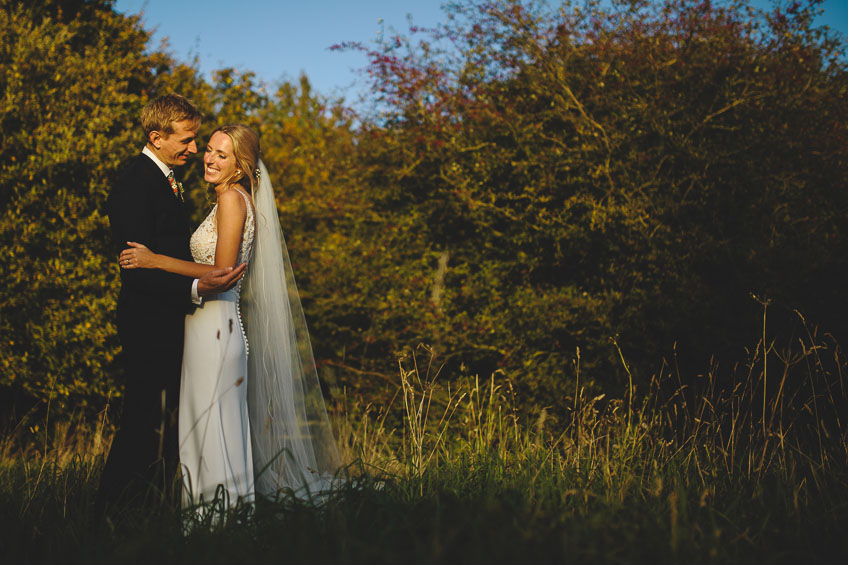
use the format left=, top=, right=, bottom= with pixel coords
left=325, top=0, right=848, bottom=412
left=0, top=0, right=154, bottom=407
left=0, top=0, right=363, bottom=413
left=0, top=0, right=239, bottom=410
left=2, top=2, right=846, bottom=558
left=2, top=0, right=847, bottom=421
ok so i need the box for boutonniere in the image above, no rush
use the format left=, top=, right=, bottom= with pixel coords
left=168, top=174, right=185, bottom=201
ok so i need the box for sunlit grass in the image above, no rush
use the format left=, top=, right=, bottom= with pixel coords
left=2, top=312, right=846, bottom=563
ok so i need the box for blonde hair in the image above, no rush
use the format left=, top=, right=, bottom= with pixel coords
left=141, top=94, right=202, bottom=141
left=211, top=124, right=261, bottom=193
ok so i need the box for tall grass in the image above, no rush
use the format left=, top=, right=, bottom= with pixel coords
left=2, top=312, right=847, bottom=563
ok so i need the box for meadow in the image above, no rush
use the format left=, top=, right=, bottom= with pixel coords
left=3, top=316, right=846, bottom=564
left=2, top=1, right=847, bottom=563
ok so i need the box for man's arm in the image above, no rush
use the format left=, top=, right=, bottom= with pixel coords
left=197, top=263, right=247, bottom=296
left=107, top=180, right=194, bottom=300
left=109, top=183, right=247, bottom=299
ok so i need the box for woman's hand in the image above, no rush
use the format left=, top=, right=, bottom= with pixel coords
left=119, top=242, right=159, bottom=269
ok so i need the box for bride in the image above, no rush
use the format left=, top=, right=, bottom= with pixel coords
left=120, top=124, right=340, bottom=509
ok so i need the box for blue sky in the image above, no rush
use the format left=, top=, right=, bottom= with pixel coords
left=114, top=0, right=848, bottom=102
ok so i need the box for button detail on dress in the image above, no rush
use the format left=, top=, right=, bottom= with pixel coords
left=189, top=190, right=256, bottom=355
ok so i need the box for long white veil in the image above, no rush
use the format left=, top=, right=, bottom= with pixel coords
left=242, top=160, right=341, bottom=497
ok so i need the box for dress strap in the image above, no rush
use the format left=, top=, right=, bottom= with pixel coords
left=231, top=187, right=255, bottom=222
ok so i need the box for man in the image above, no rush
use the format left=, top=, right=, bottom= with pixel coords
left=98, top=94, right=245, bottom=516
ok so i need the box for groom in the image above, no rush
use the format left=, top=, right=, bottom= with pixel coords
left=98, top=94, right=246, bottom=515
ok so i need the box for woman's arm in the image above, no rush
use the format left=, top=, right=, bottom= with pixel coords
left=120, top=188, right=247, bottom=277
left=120, top=244, right=217, bottom=277
left=212, top=188, right=248, bottom=269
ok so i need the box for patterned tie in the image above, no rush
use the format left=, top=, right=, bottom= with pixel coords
left=167, top=170, right=182, bottom=200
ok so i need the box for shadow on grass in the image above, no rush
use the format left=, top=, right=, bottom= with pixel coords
left=1, top=449, right=846, bottom=564
left=3, top=313, right=848, bottom=564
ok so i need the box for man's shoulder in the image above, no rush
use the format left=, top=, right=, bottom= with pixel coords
left=111, top=154, right=162, bottom=199
left=108, top=154, right=156, bottom=214
left=117, top=153, right=158, bottom=183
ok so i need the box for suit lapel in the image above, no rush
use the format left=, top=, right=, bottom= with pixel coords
left=137, top=154, right=188, bottom=211
left=136, top=154, right=173, bottom=199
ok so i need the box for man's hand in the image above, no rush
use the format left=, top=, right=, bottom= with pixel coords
left=197, top=263, right=247, bottom=296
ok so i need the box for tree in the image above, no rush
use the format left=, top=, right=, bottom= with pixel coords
left=331, top=0, right=848, bottom=413
left=0, top=0, right=205, bottom=412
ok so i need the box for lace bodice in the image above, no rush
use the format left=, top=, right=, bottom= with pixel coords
left=190, top=188, right=255, bottom=268
left=190, top=188, right=255, bottom=355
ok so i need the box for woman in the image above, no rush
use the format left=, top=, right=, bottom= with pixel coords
left=120, top=124, right=340, bottom=510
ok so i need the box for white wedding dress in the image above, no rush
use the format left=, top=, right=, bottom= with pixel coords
left=178, top=162, right=341, bottom=515
left=179, top=188, right=256, bottom=508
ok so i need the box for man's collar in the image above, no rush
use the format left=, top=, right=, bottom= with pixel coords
left=142, top=145, right=172, bottom=178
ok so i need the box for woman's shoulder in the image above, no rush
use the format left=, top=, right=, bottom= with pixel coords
left=215, top=187, right=250, bottom=225
left=217, top=187, right=248, bottom=209
left=222, top=186, right=255, bottom=211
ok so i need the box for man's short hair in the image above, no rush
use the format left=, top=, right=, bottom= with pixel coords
left=141, top=94, right=202, bottom=140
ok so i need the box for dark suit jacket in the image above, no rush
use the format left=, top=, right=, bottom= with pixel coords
left=107, top=153, right=195, bottom=317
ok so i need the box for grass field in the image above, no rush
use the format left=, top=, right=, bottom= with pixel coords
left=2, top=326, right=846, bottom=564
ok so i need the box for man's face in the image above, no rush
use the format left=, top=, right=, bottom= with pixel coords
left=153, top=119, right=199, bottom=167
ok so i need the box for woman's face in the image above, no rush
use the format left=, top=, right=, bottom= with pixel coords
left=203, top=131, right=238, bottom=186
